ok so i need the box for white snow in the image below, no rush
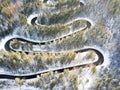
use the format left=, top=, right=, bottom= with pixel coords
left=0, top=4, right=110, bottom=89
left=27, top=14, right=38, bottom=25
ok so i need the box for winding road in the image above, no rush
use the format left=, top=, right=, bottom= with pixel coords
left=0, top=48, right=103, bottom=79
left=0, top=1, right=104, bottom=80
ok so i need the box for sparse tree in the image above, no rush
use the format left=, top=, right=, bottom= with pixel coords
left=15, top=78, right=24, bottom=90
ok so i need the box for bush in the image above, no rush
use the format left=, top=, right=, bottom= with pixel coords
left=19, top=13, right=27, bottom=25
left=50, top=79, right=56, bottom=89
left=109, top=0, right=120, bottom=14
left=55, top=0, right=80, bottom=9
left=69, top=74, right=78, bottom=90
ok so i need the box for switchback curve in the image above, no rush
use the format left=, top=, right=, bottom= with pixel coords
left=1, top=19, right=104, bottom=79
left=0, top=1, right=104, bottom=80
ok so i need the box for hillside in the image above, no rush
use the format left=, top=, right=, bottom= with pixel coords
left=0, top=0, right=120, bottom=90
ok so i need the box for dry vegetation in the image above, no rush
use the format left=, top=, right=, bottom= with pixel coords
left=0, top=0, right=23, bottom=16
left=0, top=0, right=120, bottom=89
